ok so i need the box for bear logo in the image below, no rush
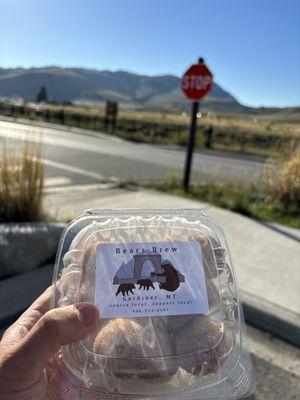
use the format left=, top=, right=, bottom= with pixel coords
left=113, top=253, right=185, bottom=296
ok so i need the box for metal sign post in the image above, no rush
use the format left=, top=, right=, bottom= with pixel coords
left=184, top=101, right=199, bottom=191
left=180, top=58, right=213, bottom=191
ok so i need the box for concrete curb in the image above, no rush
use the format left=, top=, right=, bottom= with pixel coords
left=241, top=290, right=300, bottom=348
left=0, top=264, right=53, bottom=336
left=0, top=222, right=65, bottom=280
left=1, top=266, right=299, bottom=348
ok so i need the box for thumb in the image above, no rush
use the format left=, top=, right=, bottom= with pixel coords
left=10, top=303, right=99, bottom=376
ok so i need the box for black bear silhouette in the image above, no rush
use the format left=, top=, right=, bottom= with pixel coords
left=137, top=279, right=155, bottom=290
left=151, top=263, right=180, bottom=292
left=116, top=283, right=135, bottom=296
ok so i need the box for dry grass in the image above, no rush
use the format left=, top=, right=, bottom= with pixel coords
left=265, top=146, right=300, bottom=210
left=35, top=103, right=300, bottom=138
left=0, top=141, right=44, bottom=222
left=4, top=103, right=299, bottom=157
left=142, top=146, right=300, bottom=228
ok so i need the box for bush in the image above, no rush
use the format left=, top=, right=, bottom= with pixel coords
left=265, top=147, right=300, bottom=211
left=0, top=143, right=44, bottom=222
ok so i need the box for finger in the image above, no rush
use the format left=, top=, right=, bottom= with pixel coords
left=4, top=303, right=99, bottom=378
left=19, top=286, right=53, bottom=319
left=1, top=286, right=53, bottom=347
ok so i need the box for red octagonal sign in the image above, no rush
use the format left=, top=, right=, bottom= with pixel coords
left=180, top=63, right=213, bottom=101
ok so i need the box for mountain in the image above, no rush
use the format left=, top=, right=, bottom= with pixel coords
left=0, top=66, right=242, bottom=110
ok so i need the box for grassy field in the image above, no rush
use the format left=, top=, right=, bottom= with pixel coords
left=123, top=146, right=300, bottom=229
left=1, top=102, right=299, bottom=157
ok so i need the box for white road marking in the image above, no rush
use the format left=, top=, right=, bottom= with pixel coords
left=40, top=158, right=106, bottom=181
left=43, top=182, right=117, bottom=194
left=44, top=176, right=72, bottom=187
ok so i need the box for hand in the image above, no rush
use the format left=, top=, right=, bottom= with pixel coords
left=0, top=286, right=99, bottom=400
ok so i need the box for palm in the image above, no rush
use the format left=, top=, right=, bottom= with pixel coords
left=0, top=294, right=51, bottom=399
left=0, top=287, right=98, bottom=400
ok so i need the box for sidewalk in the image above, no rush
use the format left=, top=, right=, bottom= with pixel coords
left=44, top=184, right=300, bottom=345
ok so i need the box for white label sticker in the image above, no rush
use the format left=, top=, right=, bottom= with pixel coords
left=95, top=241, right=209, bottom=319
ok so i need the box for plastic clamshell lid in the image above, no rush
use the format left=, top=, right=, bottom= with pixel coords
left=50, top=209, right=255, bottom=399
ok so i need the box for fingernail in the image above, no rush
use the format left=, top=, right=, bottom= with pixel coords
left=75, top=304, right=98, bottom=326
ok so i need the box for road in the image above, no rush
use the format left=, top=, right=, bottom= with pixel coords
left=0, top=119, right=265, bottom=186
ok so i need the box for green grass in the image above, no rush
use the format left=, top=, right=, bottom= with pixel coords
left=121, top=144, right=300, bottom=229
left=144, top=178, right=300, bottom=229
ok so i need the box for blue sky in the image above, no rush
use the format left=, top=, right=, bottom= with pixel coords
left=0, top=0, right=299, bottom=107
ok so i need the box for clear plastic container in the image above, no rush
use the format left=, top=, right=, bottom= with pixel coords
left=49, top=209, right=255, bottom=399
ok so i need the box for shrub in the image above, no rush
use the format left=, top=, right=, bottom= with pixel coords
left=0, top=142, right=44, bottom=222
left=265, top=147, right=300, bottom=211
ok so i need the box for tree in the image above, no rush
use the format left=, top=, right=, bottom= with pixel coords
left=36, top=86, right=48, bottom=103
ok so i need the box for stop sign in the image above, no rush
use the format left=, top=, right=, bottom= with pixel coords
left=180, top=63, right=213, bottom=101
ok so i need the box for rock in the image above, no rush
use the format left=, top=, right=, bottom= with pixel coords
left=0, top=223, right=65, bottom=279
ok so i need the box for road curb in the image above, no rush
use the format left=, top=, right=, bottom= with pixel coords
left=241, top=290, right=300, bottom=348
left=0, top=264, right=53, bottom=336
left=0, top=222, right=65, bottom=280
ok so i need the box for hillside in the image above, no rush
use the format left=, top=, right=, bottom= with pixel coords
left=0, top=66, right=242, bottom=110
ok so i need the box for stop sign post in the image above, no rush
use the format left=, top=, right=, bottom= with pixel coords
left=180, top=58, right=213, bottom=191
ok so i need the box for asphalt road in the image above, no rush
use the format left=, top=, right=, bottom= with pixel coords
left=0, top=119, right=265, bottom=186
